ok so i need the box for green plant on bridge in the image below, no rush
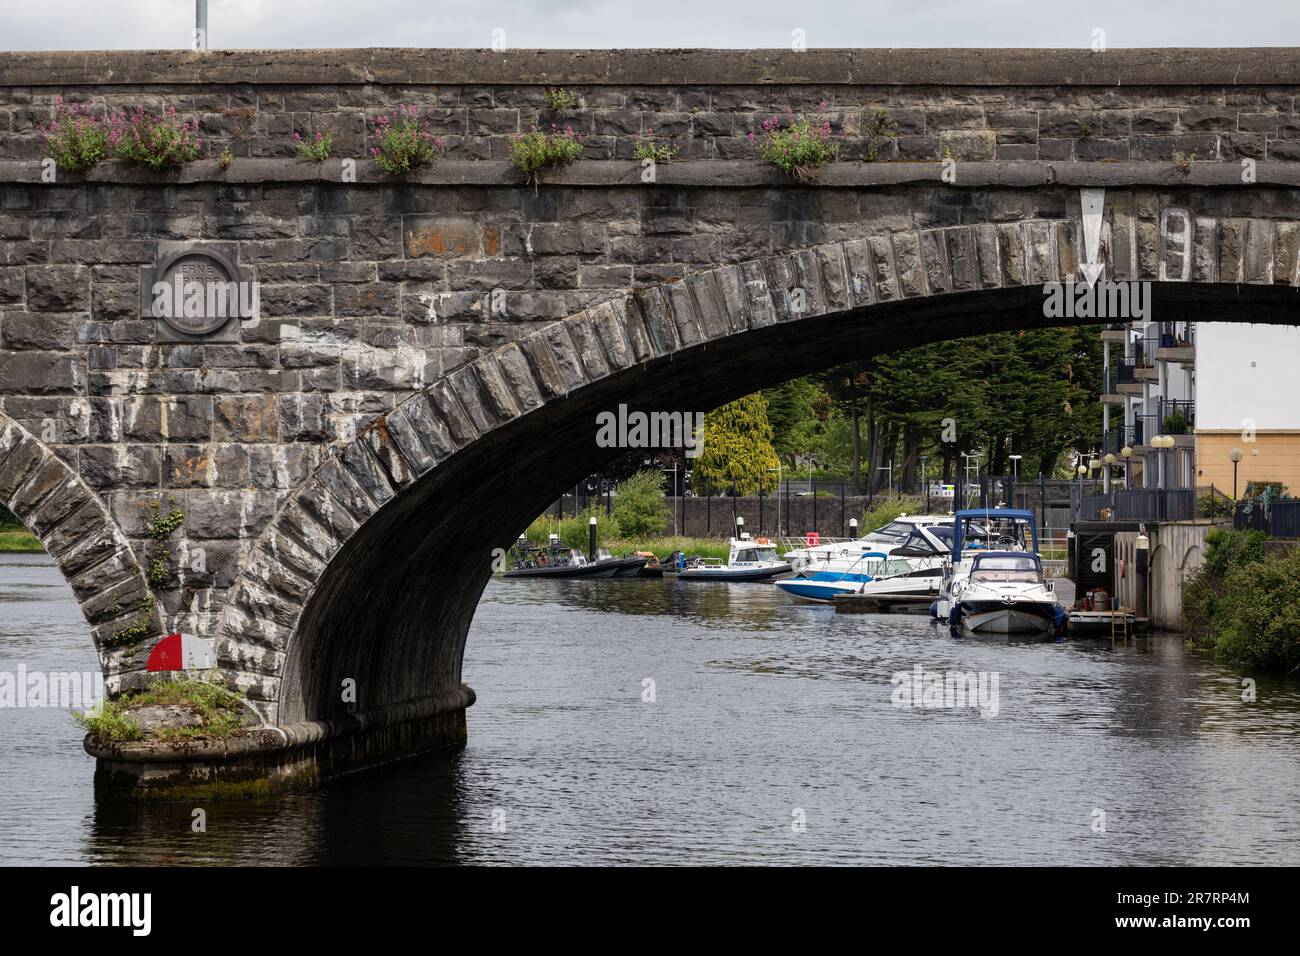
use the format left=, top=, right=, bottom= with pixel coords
left=542, top=87, right=578, bottom=111
left=750, top=102, right=839, bottom=181
left=144, top=500, right=185, bottom=590
left=862, top=109, right=898, bottom=162
left=294, top=129, right=335, bottom=161
left=632, top=129, right=676, bottom=164
left=1173, top=150, right=1196, bottom=174
left=369, top=104, right=446, bottom=175
left=103, top=598, right=157, bottom=649
left=511, top=125, right=584, bottom=183
left=76, top=671, right=248, bottom=744
left=112, top=105, right=204, bottom=170
left=41, top=98, right=111, bottom=172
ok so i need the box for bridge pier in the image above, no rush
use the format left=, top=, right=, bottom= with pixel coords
left=87, top=686, right=475, bottom=800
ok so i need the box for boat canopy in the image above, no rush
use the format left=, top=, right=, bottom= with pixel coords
left=950, top=508, right=1039, bottom=560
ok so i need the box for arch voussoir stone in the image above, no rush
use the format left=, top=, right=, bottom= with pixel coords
left=0, top=415, right=160, bottom=692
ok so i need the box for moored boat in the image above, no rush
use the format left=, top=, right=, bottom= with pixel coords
left=931, top=509, right=1063, bottom=635
left=676, top=535, right=791, bottom=582
left=504, top=543, right=641, bottom=579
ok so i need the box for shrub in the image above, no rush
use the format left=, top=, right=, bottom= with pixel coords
left=369, top=104, right=445, bottom=174
left=1196, top=492, right=1233, bottom=519
left=1212, top=549, right=1300, bottom=673
left=217, top=147, right=233, bottom=170
left=1202, top=528, right=1265, bottom=579
left=542, top=87, right=578, bottom=111
left=523, top=504, right=606, bottom=553
left=511, top=125, right=584, bottom=182
left=862, top=108, right=898, bottom=162
left=632, top=128, right=676, bottom=164
left=749, top=102, right=838, bottom=180
left=613, top=470, right=671, bottom=538
left=1181, top=529, right=1262, bottom=634
left=293, top=129, right=335, bottom=161
left=76, top=672, right=248, bottom=744
left=860, top=495, right=927, bottom=535
left=41, top=97, right=111, bottom=172
left=112, top=105, right=204, bottom=170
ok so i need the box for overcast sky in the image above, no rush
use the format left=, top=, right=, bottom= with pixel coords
left=1, top=0, right=1295, bottom=50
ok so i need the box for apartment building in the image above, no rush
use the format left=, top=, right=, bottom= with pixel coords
left=1100, top=321, right=1300, bottom=498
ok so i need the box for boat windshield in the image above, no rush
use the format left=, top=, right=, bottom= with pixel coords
left=734, top=547, right=778, bottom=563
left=866, top=520, right=915, bottom=543
left=863, top=557, right=915, bottom=578
left=970, top=555, right=1042, bottom=583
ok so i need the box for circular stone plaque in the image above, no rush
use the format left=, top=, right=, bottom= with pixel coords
left=150, top=249, right=243, bottom=338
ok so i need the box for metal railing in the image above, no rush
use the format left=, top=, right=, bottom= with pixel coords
left=1159, top=398, right=1195, bottom=434
left=1158, top=322, right=1195, bottom=348
left=1102, top=423, right=1143, bottom=455
left=1075, top=487, right=1197, bottom=521
left=1235, top=500, right=1300, bottom=537
left=1133, top=336, right=1160, bottom=368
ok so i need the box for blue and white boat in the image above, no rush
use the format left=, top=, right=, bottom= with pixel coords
left=776, top=551, right=902, bottom=603
left=779, top=522, right=952, bottom=604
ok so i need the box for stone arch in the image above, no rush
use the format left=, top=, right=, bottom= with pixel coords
left=214, top=213, right=1300, bottom=724
left=0, top=414, right=162, bottom=694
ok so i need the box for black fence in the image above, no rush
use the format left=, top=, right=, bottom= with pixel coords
left=1075, top=487, right=1197, bottom=522
left=1234, top=500, right=1300, bottom=538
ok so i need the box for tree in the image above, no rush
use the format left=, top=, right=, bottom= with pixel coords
left=612, top=470, right=670, bottom=537
left=693, top=392, right=782, bottom=495
left=763, top=377, right=829, bottom=467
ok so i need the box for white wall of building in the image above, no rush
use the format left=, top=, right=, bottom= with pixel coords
left=1196, top=323, right=1300, bottom=430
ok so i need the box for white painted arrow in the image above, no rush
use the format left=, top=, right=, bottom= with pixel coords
left=1080, top=187, right=1106, bottom=287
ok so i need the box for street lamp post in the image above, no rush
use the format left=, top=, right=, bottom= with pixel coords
left=962, top=451, right=981, bottom=508
left=1120, top=445, right=1133, bottom=489
left=1228, top=448, right=1243, bottom=500
left=921, top=456, right=929, bottom=514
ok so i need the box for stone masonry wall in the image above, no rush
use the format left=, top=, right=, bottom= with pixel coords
left=3, top=49, right=1300, bottom=665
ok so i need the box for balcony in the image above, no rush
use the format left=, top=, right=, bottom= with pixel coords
left=1102, top=363, right=1146, bottom=403
left=1136, top=399, right=1196, bottom=451
left=1155, top=322, right=1195, bottom=365
left=1100, top=322, right=1133, bottom=343
left=1132, top=337, right=1160, bottom=382
left=1103, top=423, right=1143, bottom=456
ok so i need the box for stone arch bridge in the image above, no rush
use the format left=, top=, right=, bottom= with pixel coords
left=2, top=48, right=1299, bottom=792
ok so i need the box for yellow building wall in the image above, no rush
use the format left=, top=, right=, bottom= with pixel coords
left=1195, top=431, right=1300, bottom=496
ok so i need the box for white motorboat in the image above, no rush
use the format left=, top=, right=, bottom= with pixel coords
left=948, top=551, right=1062, bottom=634
left=779, top=522, right=951, bottom=604
left=775, top=551, right=905, bottom=603
left=783, top=514, right=956, bottom=571
left=930, top=509, right=1062, bottom=635
left=676, top=535, right=791, bottom=582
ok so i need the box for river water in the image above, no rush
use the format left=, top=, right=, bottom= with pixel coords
left=1, top=551, right=1298, bottom=866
